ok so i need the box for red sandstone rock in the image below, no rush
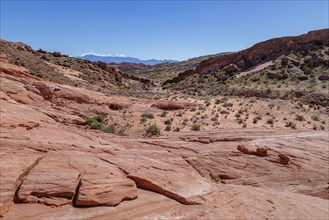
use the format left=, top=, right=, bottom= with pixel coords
left=34, top=83, right=55, bottom=102
left=256, top=147, right=268, bottom=157
left=237, top=145, right=253, bottom=154
left=151, top=101, right=193, bottom=110
left=16, top=155, right=81, bottom=206
left=279, top=153, right=290, bottom=165
left=70, top=154, right=138, bottom=207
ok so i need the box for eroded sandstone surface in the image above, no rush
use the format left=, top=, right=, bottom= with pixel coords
left=1, top=59, right=329, bottom=219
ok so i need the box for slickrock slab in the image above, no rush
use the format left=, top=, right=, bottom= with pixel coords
left=0, top=147, right=42, bottom=217
left=68, top=154, right=138, bottom=207
left=100, top=150, right=212, bottom=205
left=16, top=154, right=81, bottom=206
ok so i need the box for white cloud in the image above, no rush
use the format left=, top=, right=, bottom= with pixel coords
left=80, top=52, right=126, bottom=57
left=80, top=52, right=112, bottom=57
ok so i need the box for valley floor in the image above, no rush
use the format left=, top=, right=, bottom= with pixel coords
left=0, top=60, right=329, bottom=219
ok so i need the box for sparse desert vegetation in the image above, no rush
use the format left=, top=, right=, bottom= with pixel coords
left=0, top=25, right=328, bottom=220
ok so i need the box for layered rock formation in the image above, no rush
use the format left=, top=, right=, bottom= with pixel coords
left=1, top=53, right=329, bottom=219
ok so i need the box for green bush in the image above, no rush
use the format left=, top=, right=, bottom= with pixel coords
left=165, top=125, right=172, bottom=131
left=191, top=123, right=201, bottom=131
left=162, top=83, right=172, bottom=89
left=209, top=172, right=220, bottom=183
left=295, top=114, right=305, bottom=121
left=85, top=115, right=106, bottom=130
left=141, top=112, right=155, bottom=119
left=89, top=121, right=104, bottom=130
left=146, top=124, right=160, bottom=136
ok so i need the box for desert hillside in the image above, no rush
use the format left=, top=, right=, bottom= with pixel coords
left=163, top=29, right=329, bottom=104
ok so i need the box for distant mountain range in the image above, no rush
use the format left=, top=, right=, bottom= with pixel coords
left=76, top=54, right=178, bottom=65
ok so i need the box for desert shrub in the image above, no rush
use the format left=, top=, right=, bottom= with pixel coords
left=161, top=111, right=168, bottom=117
left=235, top=113, right=241, bottom=118
left=141, top=112, right=155, bottom=119
left=295, top=114, right=305, bottom=121
left=220, top=110, right=229, bottom=114
left=191, top=123, right=201, bottom=131
left=201, top=114, right=208, bottom=119
left=86, top=115, right=106, bottom=125
left=162, top=83, right=172, bottom=89
left=165, top=125, right=172, bottom=131
left=102, top=124, right=117, bottom=133
left=198, top=105, right=206, bottom=111
left=311, top=115, right=319, bottom=121
left=266, top=118, right=274, bottom=125
left=205, top=101, right=211, bottom=107
left=209, top=172, right=220, bottom=183
left=211, top=117, right=218, bottom=121
left=223, top=102, right=233, bottom=107
left=302, top=65, right=312, bottom=75
left=164, top=119, right=172, bottom=125
left=285, top=121, right=296, bottom=129
left=173, top=127, right=180, bottom=132
left=176, top=112, right=183, bottom=117
left=140, top=117, right=147, bottom=123
left=86, top=115, right=106, bottom=130
left=89, top=121, right=104, bottom=130
left=146, top=124, right=160, bottom=136
left=190, top=107, right=197, bottom=112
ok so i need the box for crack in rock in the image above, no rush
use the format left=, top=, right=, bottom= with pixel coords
left=13, top=156, right=43, bottom=203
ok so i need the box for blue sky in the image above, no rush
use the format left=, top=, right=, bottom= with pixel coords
left=1, top=1, right=328, bottom=60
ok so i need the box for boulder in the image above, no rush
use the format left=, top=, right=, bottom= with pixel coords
left=279, top=153, right=290, bottom=165
left=255, top=147, right=268, bottom=157
left=237, top=145, right=252, bottom=154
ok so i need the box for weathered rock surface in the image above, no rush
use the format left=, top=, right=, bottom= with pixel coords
left=100, top=150, right=212, bottom=205
left=16, top=154, right=81, bottom=206
left=0, top=59, right=328, bottom=219
left=69, top=153, right=138, bottom=207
